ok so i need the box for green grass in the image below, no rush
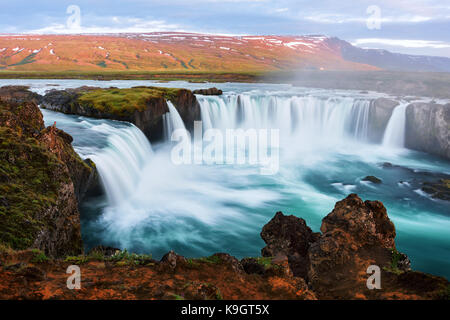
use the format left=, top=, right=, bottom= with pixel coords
left=65, top=255, right=88, bottom=264
left=31, top=249, right=49, bottom=263
left=76, top=87, right=183, bottom=116
left=0, top=125, right=62, bottom=250
left=0, top=70, right=264, bottom=82
left=383, top=248, right=404, bottom=275
left=8, top=53, right=38, bottom=67
left=0, top=99, right=89, bottom=254
left=64, top=249, right=153, bottom=266
left=197, top=255, right=222, bottom=264
left=96, top=61, right=107, bottom=68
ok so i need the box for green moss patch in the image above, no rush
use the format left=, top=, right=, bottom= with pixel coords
left=0, top=126, right=63, bottom=249
left=65, top=249, right=153, bottom=266
left=76, top=87, right=183, bottom=116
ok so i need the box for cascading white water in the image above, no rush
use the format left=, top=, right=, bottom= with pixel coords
left=198, top=94, right=372, bottom=144
left=163, top=101, right=187, bottom=140
left=382, top=103, right=408, bottom=148
left=84, top=122, right=154, bottom=205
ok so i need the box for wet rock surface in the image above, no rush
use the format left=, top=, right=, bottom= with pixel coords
left=405, top=102, right=450, bottom=160
left=362, top=175, right=383, bottom=184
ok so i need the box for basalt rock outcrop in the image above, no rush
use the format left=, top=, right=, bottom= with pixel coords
left=405, top=102, right=450, bottom=160
left=193, top=87, right=223, bottom=96
left=0, top=94, right=97, bottom=257
left=41, top=86, right=201, bottom=142
left=260, top=212, right=320, bottom=279
left=0, top=86, right=42, bottom=105
left=261, top=194, right=449, bottom=299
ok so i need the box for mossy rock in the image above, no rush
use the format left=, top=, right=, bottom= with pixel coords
left=76, top=87, right=183, bottom=117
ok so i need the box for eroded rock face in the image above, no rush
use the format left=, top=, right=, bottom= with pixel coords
left=38, top=125, right=99, bottom=203
left=405, top=102, right=450, bottom=160
left=367, top=98, right=398, bottom=143
left=160, top=250, right=187, bottom=270
left=0, top=86, right=42, bottom=105
left=261, top=212, right=319, bottom=279
left=307, top=194, right=396, bottom=297
left=0, top=98, right=96, bottom=257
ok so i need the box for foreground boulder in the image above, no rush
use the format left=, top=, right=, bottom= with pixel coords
left=0, top=95, right=96, bottom=257
left=261, top=212, right=319, bottom=279
left=261, top=194, right=449, bottom=299
left=307, top=194, right=397, bottom=298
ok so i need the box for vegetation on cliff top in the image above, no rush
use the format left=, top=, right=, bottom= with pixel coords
left=76, top=87, right=183, bottom=116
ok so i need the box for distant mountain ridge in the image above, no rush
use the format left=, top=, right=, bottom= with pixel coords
left=327, top=37, right=450, bottom=72
left=0, top=32, right=449, bottom=73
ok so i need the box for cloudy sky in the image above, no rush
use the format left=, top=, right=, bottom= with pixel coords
left=1, top=0, right=449, bottom=57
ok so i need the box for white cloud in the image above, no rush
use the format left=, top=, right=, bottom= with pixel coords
left=26, top=17, right=183, bottom=34
left=275, top=8, right=289, bottom=13
left=304, top=13, right=434, bottom=24
left=352, top=38, right=450, bottom=49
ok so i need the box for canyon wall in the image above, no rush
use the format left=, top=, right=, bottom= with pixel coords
left=405, top=102, right=450, bottom=160
left=0, top=87, right=97, bottom=257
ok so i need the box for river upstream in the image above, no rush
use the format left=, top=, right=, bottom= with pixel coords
left=1, top=79, right=449, bottom=280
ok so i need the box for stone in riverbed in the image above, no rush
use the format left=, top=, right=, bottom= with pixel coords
left=421, top=179, right=450, bottom=201
left=362, top=175, right=382, bottom=184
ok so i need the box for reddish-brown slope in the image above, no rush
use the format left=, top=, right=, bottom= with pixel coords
left=0, top=33, right=379, bottom=72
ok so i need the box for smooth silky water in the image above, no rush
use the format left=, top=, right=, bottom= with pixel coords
left=1, top=79, right=448, bottom=279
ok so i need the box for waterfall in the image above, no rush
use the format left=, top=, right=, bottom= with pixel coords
left=382, top=103, right=408, bottom=148
left=85, top=122, right=154, bottom=205
left=197, top=94, right=372, bottom=144
left=163, top=101, right=187, bottom=140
